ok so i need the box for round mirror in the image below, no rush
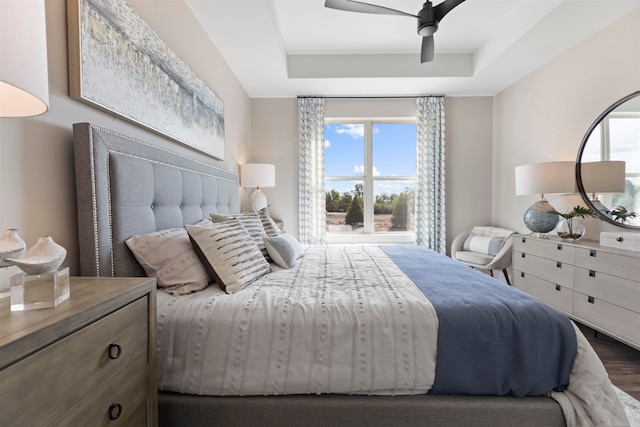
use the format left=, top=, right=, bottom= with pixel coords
left=577, top=91, right=640, bottom=228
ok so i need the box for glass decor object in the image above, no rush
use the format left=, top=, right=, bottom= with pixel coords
left=551, top=206, right=596, bottom=241
left=556, top=218, right=586, bottom=241
left=10, top=267, right=70, bottom=311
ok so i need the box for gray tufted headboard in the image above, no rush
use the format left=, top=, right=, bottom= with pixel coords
left=73, top=123, right=239, bottom=278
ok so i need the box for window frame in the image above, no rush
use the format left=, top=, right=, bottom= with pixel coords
left=324, top=118, right=417, bottom=244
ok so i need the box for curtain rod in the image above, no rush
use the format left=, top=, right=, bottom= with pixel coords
left=298, top=95, right=444, bottom=99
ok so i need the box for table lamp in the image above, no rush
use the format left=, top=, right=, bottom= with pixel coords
left=241, top=163, right=276, bottom=211
left=515, top=162, right=576, bottom=236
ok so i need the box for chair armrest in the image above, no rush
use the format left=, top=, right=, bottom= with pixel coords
left=486, top=235, right=514, bottom=270
left=451, top=230, right=471, bottom=257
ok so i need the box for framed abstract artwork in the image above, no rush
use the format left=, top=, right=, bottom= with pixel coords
left=67, top=0, right=225, bottom=160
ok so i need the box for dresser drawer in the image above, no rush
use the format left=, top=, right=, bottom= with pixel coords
left=514, top=236, right=576, bottom=263
left=574, top=267, right=640, bottom=314
left=513, top=251, right=575, bottom=288
left=573, top=292, right=640, bottom=348
left=50, top=351, right=148, bottom=427
left=574, top=247, right=640, bottom=282
left=514, top=271, right=573, bottom=313
left=0, top=296, right=148, bottom=427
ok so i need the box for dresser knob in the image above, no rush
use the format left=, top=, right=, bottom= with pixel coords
left=108, top=343, right=122, bottom=360
left=616, top=236, right=624, bottom=242
left=109, top=403, right=122, bottom=420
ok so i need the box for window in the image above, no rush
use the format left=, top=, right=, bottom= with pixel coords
left=324, top=120, right=417, bottom=243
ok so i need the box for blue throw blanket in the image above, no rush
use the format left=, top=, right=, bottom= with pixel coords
left=381, top=245, right=576, bottom=397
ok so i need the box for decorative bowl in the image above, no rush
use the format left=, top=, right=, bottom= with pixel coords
left=5, top=236, right=67, bottom=275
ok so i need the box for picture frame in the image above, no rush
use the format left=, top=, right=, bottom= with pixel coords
left=67, top=0, right=225, bottom=160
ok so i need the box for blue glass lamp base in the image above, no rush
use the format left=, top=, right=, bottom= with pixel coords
left=523, top=200, right=559, bottom=235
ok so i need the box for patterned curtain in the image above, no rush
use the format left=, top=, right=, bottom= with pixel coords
left=298, top=97, right=326, bottom=245
left=416, top=96, right=446, bottom=252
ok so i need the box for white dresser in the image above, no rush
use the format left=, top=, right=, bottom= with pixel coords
left=513, top=234, right=640, bottom=351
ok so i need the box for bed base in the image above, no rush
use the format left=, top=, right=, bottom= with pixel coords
left=158, top=391, right=565, bottom=427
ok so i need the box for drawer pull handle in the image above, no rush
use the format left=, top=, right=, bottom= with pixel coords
left=616, top=236, right=624, bottom=242
left=520, top=272, right=525, bottom=278
left=557, top=244, right=563, bottom=250
left=590, top=250, right=597, bottom=257
left=556, top=262, right=562, bottom=268
left=589, top=270, right=596, bottom=278
left=108, top=343, right=122, bottom=360
left=555, top=285, right=561, bottom=291
left=521, top=253, right=525, bottom=258
left=588, top=296, right=595, bottom=304
left=521, top=237, right=526, bottom=243
left=109, top=403, right=122, bottom=420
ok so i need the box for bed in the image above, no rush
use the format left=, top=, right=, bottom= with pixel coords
left=72, top=122, right=628, bottom=427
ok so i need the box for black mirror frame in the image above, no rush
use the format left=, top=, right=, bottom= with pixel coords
left=576, top=90, right=640, bottom=229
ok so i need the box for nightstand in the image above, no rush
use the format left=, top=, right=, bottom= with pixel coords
left=0, top=276, right=158, bottom=426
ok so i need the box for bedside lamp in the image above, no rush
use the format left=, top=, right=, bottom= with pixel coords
left=579, top=161, right=626, bottom=215
left=0, top=0, right=50, bottom=117
left=515, top=162, right=576, bottom=236
left=241, top=163, right=275, bottom=211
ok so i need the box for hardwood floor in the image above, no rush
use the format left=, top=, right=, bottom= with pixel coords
left=578, top=322, right=640, bottom=401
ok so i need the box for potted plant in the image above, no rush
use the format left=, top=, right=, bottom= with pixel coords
left=550, top=206, right=597, bottom=240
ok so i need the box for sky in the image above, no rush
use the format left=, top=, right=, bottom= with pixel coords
left=324, top=123, right=417, bottom=196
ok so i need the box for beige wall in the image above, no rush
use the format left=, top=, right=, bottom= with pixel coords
left=493, top=7, right=640, bottom=240
left=250, top=97, right=494, bottom=252
left=0, top=0, right=252, bottom=275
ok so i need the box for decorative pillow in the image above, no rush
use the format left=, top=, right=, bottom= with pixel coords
left=263, top=232, right=304, bottom=269
left=257, top=208, right=282, bottom=237
left=125, top=227, right=210, bottom=295
left=211, top=211, right=270, bottom=261
left=186, top=219, right=270, bottom=294
left=463, top=234, right=505, bottom=256
left=462, top=226, right=514, bottom=256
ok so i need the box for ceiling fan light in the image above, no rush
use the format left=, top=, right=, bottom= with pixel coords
left=418, top=23, right=437, bottom=36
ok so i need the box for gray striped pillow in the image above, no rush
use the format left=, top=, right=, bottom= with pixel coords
left=210, top=211, right=271, bottom=261
left=258, top=208, right=281, bottom=237
left=186, top=219, right=270, bottom=294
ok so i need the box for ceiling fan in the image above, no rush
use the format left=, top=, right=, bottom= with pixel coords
left=324, top=0, right=466, bottom=63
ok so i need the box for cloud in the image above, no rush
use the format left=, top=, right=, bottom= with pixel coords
left=353, top=165, right=381, bottom=176
left=325, top=139, right=331, bottom=147
left=335, top=124, right=364, bottom=138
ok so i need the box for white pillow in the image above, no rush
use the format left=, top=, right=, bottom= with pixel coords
left=186, top=219, right=271, bottom=294
left=264, top=232, right=304, bottom=269
left=125, top=227, right=210, bottom=295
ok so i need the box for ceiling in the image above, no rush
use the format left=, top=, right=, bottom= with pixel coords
left=184, top=0, right=640, bottom=98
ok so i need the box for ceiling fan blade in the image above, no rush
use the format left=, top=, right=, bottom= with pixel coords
left=421, top=35, right=434, bottom=63
left=433, top=0, right=466, bottom=22
left=325, top=0, right=417, bottom=18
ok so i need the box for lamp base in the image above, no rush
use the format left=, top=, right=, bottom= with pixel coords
left=523, top=200, right=559, bottom=235
left=250, top=188, right=268, bottom=212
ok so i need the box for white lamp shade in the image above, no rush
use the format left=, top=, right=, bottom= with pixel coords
left=580, top=161, right=626, bottom=194
left=0, top=0, right=49, bottom=117
left=241, top=163, right=275, bottom=188
left=515, top=162, right=576, bottom=197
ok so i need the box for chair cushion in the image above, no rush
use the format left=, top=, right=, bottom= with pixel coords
left=454, top=250, right=494, bottom=266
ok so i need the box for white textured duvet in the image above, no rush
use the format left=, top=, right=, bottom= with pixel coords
left=157, top=245, right=439, bottom=396
left=156, top=245, right=629, bottom=426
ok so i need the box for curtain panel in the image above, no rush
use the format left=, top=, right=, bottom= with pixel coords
left=416, top=96, right=446, bottom=253
left=298, top=97, right=326, bottom=245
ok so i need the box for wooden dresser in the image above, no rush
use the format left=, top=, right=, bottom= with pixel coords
left=513, top=234, right=640, bottom=351
left=0, top=277, right=157, bottom=427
